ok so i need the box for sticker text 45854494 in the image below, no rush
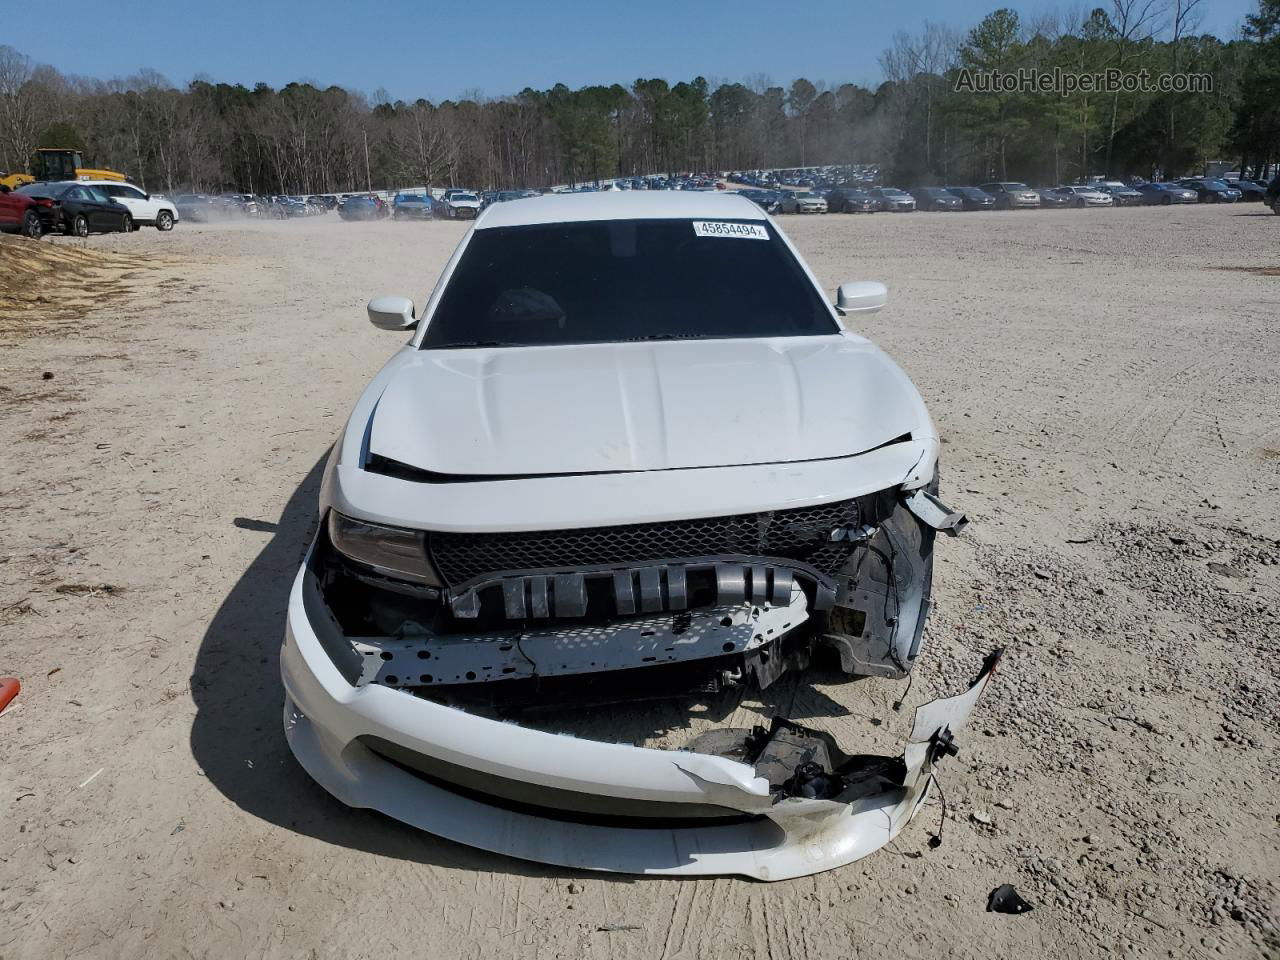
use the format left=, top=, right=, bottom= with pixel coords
left=692, top=221, right=769, bottom=240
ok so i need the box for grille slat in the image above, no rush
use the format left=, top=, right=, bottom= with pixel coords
left=430, top=499, right=862, bottom=588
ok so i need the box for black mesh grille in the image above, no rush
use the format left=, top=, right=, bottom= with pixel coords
left=430, top=498, right=862, bottom=587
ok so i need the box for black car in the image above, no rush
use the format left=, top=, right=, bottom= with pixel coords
left=945, top=186, right=996, bottom=210
left=1036, top=187, right=1073, bottom=208
left=1266, top=175, right=1280, bottom=213
left=1224, top=179, right=1267, bottom=202
left=824, top=187, right=879, bottom=212
left=173, top=194, right=223, bottom=222
left=392, top=193, right=435, bottom=219
left=1177, top=179, right=1241, bottom=203
left=735, top=188, right=783, bottom=213
left=16, top=181, right=131, bottom=236
left=909, top=187, right=963, bottom=211
left=339, top=195, right=387, bottom=221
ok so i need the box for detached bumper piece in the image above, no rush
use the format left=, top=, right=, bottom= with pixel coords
left=903, top=489, right=968, bottom=536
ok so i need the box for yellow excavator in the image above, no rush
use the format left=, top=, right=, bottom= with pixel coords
left=0, top=148, right=126, bottom=190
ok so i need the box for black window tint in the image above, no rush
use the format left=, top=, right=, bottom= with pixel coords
left=422, top=219, right=836, bottom=349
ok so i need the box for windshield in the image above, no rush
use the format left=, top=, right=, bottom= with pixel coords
left=882, top=188, right=909, bottom=196
left=421, top=218, right=836, bottom=349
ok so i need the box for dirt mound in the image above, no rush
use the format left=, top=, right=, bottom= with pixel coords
left=0, top=236, right=151, bottom=339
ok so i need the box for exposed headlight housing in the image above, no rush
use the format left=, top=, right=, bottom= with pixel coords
left=327, top=511, right=442, bottom=586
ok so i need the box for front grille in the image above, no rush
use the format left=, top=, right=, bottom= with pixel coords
left=430, top=498, right=863, bottom=587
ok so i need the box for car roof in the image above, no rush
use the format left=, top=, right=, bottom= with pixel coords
left=476, top=190, right=765, bottom=229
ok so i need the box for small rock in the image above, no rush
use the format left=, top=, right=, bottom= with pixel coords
left=567, top=881, right=583, bottom=894
left=1207, top=562, right=1246, bottom=579
left=972, top=810, right=993, bottom=826
left=41, top=371, right=54, bottom=380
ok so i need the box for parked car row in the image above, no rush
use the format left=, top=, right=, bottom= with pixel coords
left=735, top=175, right=1280, bottom=215
left=0, top=179, right=178, bottom=236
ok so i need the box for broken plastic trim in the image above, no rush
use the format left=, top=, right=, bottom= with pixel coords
left=903, top=488, right=968, bottom=536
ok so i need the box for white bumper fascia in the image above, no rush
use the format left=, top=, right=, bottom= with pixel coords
left=281, top=547, right=996, bottom=880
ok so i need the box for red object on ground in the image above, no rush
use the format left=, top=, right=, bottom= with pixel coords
left=0, top=678, right=19, bottom=714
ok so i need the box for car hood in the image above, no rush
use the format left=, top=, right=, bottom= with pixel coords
left=364, top=336, right=931, bottom=476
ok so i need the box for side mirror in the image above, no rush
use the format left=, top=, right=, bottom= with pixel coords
left=835, top=281, right=887, bottom=316
left=368, top=295, right=417, bottom=330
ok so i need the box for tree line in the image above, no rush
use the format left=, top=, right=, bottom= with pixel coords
left=0, top=1, right=1276, bottom=196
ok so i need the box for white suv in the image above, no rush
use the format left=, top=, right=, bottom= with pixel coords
left=83, top=180, right=179, bottom=231
left=280, top=191, right=992, bottom=879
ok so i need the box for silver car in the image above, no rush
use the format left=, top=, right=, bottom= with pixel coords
left=778, top=191, right=828, bottom=214
left=867, top=187, right=916, bottom=212
left=980, top=182, right=1041, bottom=209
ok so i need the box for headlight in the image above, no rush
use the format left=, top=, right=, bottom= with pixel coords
left=327, top=511, right=442, bottom=586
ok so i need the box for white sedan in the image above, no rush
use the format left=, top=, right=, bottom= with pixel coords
left=83, top=180, right=179, bottom=230
left=1048, top=185, right=1114, bottom=207
left=280, top=191, right=990, bottom=879
left=439, top=191, right=481, bottom=219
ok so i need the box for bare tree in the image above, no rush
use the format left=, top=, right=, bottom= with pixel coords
left=0, top=46, right=42, bottom=173
left=1104, top=0, right=1169, bottom=173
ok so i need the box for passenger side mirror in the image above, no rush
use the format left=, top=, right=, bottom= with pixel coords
left=368, top=295, right=417, bottom=330
left=835, top=281, right=888, bottom=317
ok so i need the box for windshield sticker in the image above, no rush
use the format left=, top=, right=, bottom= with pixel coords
left=692, top=221, right=768, bottom=240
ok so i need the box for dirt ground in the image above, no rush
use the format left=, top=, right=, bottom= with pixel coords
left=1, top=204, right=1277, bottom=960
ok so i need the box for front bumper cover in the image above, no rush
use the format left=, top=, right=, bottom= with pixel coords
left=282, top=547, right=998, bottom=879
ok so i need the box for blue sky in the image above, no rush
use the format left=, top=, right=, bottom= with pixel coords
left=13, top=0, right=1257, bottom=100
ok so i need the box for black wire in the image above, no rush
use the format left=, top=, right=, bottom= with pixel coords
left=892, top=669, right=914, bottom=712
left=928, top=773, right=946, bottom=849
left=513, top=631, right=538, bottom=676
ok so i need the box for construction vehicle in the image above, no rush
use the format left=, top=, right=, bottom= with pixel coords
left=0, top=149, right=126, bottom=190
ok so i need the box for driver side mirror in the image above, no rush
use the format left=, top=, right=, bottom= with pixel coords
left=368, top=295, right=417, bottom=330
left=835, top=281, right=887, bottom=317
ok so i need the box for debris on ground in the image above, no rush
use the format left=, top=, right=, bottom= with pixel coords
left=987, top=884, right=1034, bottom=915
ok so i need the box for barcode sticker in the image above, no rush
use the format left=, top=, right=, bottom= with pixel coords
left=692, top=221, right=769, bottom=240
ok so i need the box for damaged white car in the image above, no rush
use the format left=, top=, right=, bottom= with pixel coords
left=281, top=191, right=994, bottom=880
